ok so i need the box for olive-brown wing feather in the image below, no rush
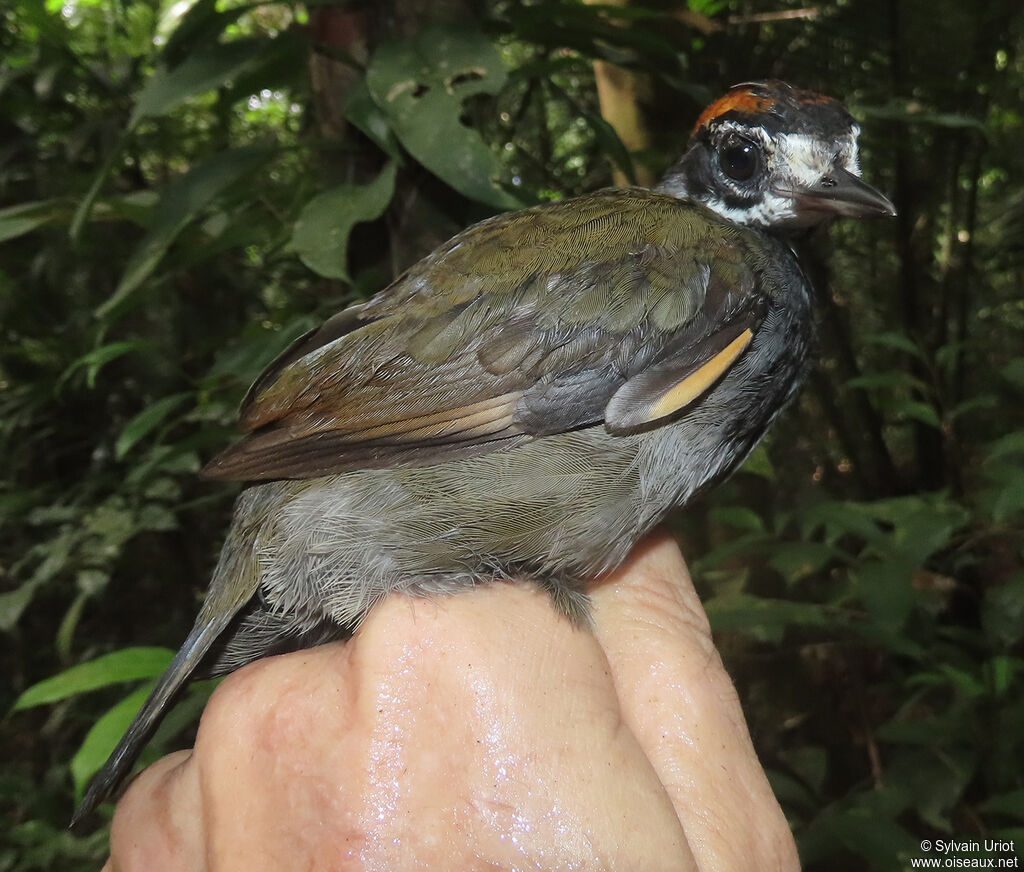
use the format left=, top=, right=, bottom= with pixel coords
left=202, top=190, right=766, bottom=482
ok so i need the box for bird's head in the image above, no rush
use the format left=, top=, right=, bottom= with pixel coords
left=658, top=80, right=896, bottom=231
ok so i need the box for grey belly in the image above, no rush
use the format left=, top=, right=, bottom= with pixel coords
left=211, top=296, right=810, bottom=669
left=251, top=428, right=647, bottom=628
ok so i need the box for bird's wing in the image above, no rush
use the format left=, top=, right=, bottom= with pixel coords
left=202, top=189, right=772, bottom=482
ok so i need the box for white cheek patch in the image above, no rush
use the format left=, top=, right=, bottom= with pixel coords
left=694, top=124, right=864, bottom=228
left=847, top=124, right=862, bottom=174
left=774, top=132, right=861, bottom=189
left=701, top=193, right=799, bottom=228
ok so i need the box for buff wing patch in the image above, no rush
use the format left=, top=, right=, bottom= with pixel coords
left=604, top=326, right=754, bottom=433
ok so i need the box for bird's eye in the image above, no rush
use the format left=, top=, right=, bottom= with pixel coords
left=718, top=139, right=761, bottom=182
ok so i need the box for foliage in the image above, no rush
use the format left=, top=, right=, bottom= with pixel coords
left=2, top=0, right=1023, bottom=869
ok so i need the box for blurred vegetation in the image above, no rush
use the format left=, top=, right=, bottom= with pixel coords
left=2, top=0, right=1023, bottom=868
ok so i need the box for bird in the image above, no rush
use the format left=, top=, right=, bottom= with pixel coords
left=73, top=79, right=895, bottom=824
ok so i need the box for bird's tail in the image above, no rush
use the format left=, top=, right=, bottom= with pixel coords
left=71, top=485, right=279, bottom=826
left=70, top=605, right=242, bottom=828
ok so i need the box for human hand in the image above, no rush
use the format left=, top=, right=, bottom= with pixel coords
left=103, top=531, right=798, bottom=871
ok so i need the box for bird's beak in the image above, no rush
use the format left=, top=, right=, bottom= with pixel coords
left=792, top=167, right=897, bottom=219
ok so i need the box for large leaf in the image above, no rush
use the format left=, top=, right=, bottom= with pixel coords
left=97, top=145, right=275, bottom=318
left=768, top=541, right=845, bottom=583
left=888, top=399, right=942, bottom=429
left=1002, top=357, right=1024, bottom=388
left=987, top=467, right=1024, bottom=522
left=115, top=393, right=192, bottom=460
left=793, top=500, right=887, bottom=545
left=161, top=0, right=255, bottom=65
left=0, top=199, right=67, bottom=242
left=860, top=330, right=926, bottom=359
left=70, top=145, right=123, bottom=242
left=858, top=496, right=969, bottom=565
left=205, top=315, right=320, bottom=386
left=130, top=38, right=269, bottom=126
left=860, top=102, right=989, bottom=135
left=707, top=506, right=765, bottom=533
left=799, top=797, right=921, bottom=870
left=984, top=430, right=1024, bottom=465
left=844, top=371, right=929, bottom=394
left=345, top=80, right=402, bottom=159
left=366, top=26, right=523, bottom=210
left=704, top=592, right=831, bottom=642
left=0, top=530, right=76, bottom=632
left=57, top=340, right=150, bottom=391
left=71, top=684, right=153, bottom=796
left=0, top=578, right=45, bottom=633
left=72, top=679, right=219, bottom=797
left=13, top=647, right=174, bottom=709
left=979, top=788, right=1024, bottom=822
left=291, top=162, right=397, bottom=280
left=738, top=443, right=774, bottom=480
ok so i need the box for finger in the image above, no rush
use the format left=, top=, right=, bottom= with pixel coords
left=190, top=584, right=694, bottom=871
left=589, top=530, right=799, bottom=872
left=107, top=750, right=203, bottom=872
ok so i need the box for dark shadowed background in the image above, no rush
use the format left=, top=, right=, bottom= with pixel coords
left=2, top=0, right=1023, bottom=868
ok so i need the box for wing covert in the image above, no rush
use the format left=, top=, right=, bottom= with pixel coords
left=202, top=189, right=769, bottom=482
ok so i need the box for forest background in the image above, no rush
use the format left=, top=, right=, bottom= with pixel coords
left=2, top=0, right=1023, bottom=869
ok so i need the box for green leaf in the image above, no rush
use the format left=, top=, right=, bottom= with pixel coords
left=708, top=506, right=764, bottom=533
left=850, top=560, right=920, bottom=628
left=58, top=340, right=149, bottom=391
left=130, top=38, right=268, bottom=126
left=366, top=26, right=524, bottom=210
left=768, top=541, right=842, bottom=582
left=115, top=393, right=191, bottom=461
left=884, top=747, right=975, bottom=833
left=982, top=574, right=1024, bottom=649
left=705, top=592, right=830, bottom=642
left=860, top=330, right=926, bottom=359
left=0, top=578, right=46, bottom=633
left=545, top=78, right=636, bottom=183
left=778, top=746, right=828, bottom=795
left=950, top=393, right=997, bottom=419
left=935, top=340, right=969, bottom=373
left=71, top=684, right=153, bottom=797
left=345, top=79, right=402, bottom=159
left=1002, top=357, right=1024, bottom=388
left=989, top=468, right=1024, bottom=522
left=766, top=769, right=818, bottom=814
left=206, top=315, right=320, bottom=386
left=98, top=146, right=275, bottom=318
left=979, top=789, right=1024, bottom=822
left=857, top=496, right=969, bottom=564
left=138, top=503, right=179, bottom=532
left=161, top=0, right=254, bottom=64
left=876, top=711, right=972, bottom=745
left=889, top=399, right=941, bottom=428
left=985, top=655, right=1015, bottom=695
left=690, top=533, right=769, bottom=573
left=0, top=199, right=66, bottom=242
left=800, top=801, right=920, bottom=870
left=794, top=501, right=886, bottom=545
left=738, top=443, right=774, bottom=479
left=70, top=144, right=123, bottom=242
left=13, top=647, right=174, bottom=709
left=55, top=590, right=90, bottom=664
left=844, top=371, right=929, bottom=394
left=984, top=430, right=1024, bottom=465
left=860, top=103, right=989, bottom=134
left=291, top=162, right=397, bottom=280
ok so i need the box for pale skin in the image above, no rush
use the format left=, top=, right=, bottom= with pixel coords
left=103, top=532, right=799, bottom=871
